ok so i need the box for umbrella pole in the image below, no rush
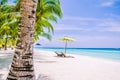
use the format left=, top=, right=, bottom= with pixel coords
left=65, top=41, right=67, bottom=54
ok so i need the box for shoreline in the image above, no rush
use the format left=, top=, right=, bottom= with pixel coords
left=34, top=49, right=120, bottom=63
left=0, top=49, right=120, bottom=80
left=34, top=50, right=120, bottom=80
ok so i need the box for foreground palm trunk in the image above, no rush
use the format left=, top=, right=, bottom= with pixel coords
left=6, top=0, right=38, bottom=80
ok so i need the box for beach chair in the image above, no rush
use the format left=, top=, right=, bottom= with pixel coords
left=54, top=51, right=66, bottom=57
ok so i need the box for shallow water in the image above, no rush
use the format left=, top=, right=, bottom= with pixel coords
left=35, top=48, right=120, bottom=61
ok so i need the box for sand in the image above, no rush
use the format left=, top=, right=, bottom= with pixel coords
left=0, top=50, right=120, bottom=80
left=34, top=50, right=120, bottom=80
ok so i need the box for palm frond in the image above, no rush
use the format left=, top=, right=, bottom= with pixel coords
left=42, top=11, right=58, bottom=22
left=0, top=0, right=8, bottom=5
left=40, top=32, right=52, bottom=41
left=38, top=18, right=54, bottom=33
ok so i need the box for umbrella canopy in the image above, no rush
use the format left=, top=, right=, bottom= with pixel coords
left=59, top=36, right=76, bottom=42
left=58, top=36, right=76, bottom=54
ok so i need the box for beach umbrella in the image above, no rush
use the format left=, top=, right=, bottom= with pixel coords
left=59, top=36, right=76, bottom=54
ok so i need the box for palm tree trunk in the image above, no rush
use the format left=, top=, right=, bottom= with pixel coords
left=6, top=0, right=38, bottom=80
left=11, top=41, right=14, bottom=50
left=4, top=34, right=8, bottom=50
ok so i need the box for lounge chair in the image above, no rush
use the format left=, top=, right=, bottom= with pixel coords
left=54, top=51, right=74, bottom=58
left=54, top=51, right=66, bottom=57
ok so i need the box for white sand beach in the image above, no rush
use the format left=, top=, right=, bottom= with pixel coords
left=34, top=50, right=120, bottom=80
left=0, top=50, right=120, bottom=80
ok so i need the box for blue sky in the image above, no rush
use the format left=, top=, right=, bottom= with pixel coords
left=38, top=0, right=120, bottom=48
left=9, top=0, right=120, bottom=48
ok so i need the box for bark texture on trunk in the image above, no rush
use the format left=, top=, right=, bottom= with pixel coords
left=6, top=0, right=38, bottom=80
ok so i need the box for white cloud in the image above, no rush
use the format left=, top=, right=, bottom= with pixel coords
left=97, top=20, right=120, bottom=32
left=105, top=27, right=120, bottom=32
left=100, top=0, right=116, bottom=7
left=54, top=24, right=91, bottom=31
left=53, top=15, right=120, bottom=33
left=53, top=16, right=101, bottom=31
left=98, top=21, right=120, bottom=27
left=63, top=16, right=99, bottom=21
left=101, top=2, right=114, bottom=7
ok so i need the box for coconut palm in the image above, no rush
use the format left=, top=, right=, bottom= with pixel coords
left=12, top=0, right=62, bottom=42
left=0, top=23, right=11, bottom=50
left=0, top=15, right=19, bottom=50
left=8, top=14, right=19, bottom=49
left=0, top=4, right=19, bottom=50
left=0, top=0, right=62, bottom=44
left=35, top=0, right=62, bottom=41
left=0, top=0, right=62, bottom=79
left=6, top=0, right=38, bottom=79
left=59, top=36, right=76, bottom=54
left=0, top=0, right=62, bottom=47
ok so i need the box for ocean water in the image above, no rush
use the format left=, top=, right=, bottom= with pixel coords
left=35, top=47, right=120, bottom=61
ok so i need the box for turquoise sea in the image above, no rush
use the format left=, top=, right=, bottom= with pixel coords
left=35, top=47, right=120, bottom=61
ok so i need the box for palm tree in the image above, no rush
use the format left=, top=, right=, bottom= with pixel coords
left=0, top=0, right=62, bottom=45
left=6, top=0, right=38, bottom=79
left=0, top=0, right=62, bottom=79
left=0, top=14, right=19, bottom=50
left=34, top=0, right=62, bottom=41
left=0, top=23, right=11, bottom=50
left=11, top=0, right=62, bottom=42
left=8, top=14, right=19, bottom=49
left=0, top=4, right=19, bottom=50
